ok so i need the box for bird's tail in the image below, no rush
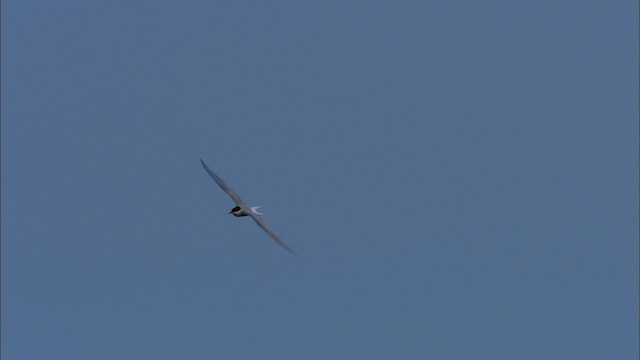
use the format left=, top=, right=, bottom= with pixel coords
left=250, top=206, right=263, bottom=215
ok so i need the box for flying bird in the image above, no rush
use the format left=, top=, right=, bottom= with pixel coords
left=200, top=159, right=295, bottom=254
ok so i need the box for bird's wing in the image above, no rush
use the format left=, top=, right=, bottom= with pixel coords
left=249, top=213, right=296, bottom=255
left=200, top=159, right=246, bottom=206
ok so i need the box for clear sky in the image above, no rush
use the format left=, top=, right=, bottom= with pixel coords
left=2, top=1, right=638, bottom=359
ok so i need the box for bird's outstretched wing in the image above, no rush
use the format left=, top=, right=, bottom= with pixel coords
left=200, top=159, right=246, bottom=206
left=249, top=213, right=296, bottom=255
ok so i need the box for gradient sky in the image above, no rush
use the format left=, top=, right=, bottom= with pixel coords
left=3, top=1, right=638, bottom=359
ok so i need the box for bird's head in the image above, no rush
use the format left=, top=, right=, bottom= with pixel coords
left=229, top=206, right=244, bottom=216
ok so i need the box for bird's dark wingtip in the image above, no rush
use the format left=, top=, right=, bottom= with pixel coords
left=282, top=244, right=297, bottom=255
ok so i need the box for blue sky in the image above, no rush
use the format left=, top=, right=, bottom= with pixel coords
left=2, top=1, right=638, bottom=359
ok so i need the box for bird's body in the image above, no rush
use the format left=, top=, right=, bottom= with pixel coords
left=229, top=205, right=263, bottom=217
left=200, top=159, right=295, bottom=254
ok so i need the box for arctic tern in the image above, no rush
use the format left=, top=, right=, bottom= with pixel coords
left=200, top=159, right=295, bottom=254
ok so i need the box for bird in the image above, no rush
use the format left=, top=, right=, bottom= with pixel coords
left=200, top=159, right=295, bottom=254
